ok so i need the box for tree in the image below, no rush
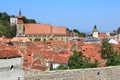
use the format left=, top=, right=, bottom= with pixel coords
left=101, top=39, right=120, bottom=66
left=22, top=16, right=36, bottom=23
left=117, top=27, right=120, bottom=34
left=68, top=50, right=97, bottom=69
left=101, top=39, right=115, bottom=59
left=57, top=64, right=68, bottom=70
left=0, top=11, right=37, bottom=38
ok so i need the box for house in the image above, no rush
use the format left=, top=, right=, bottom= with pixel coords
left=108, top=38, right=118, bottom=45
left=0, top=49, right=24, bottom=80
left=41, top=50, right=71, bottom=69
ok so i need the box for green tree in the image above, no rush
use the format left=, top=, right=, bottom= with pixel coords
left=73, top=29, right=86, bottom=37
left=101, top=39, right=115, bottom=59
left=57, top=64, right=68, bottom=70
left=68, top=50, right=97, bottom=69
left=101, top=39, right=120, bottom=66
left=0, top=12, right=37, bottom=38
left=23, top=16, right=36, bottom=23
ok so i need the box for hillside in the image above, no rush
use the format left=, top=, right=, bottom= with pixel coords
left=0, top=12, right=36, bottom=38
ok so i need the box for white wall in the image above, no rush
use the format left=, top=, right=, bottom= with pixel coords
left=0, top=57, right=23, bottom=68
left=52, top=63, right=60, bottom=69
left=0, top=57, right=24, bottom=80
left=0, top=68, right=24, bottom=80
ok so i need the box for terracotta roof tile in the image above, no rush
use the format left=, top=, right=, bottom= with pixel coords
left=0, top=50, right=21, bottom=59
left=11, top=37, right=31, bottom=42
left=24, top=24, right=51, bottom=35
left=52, top=26, right=67, bottom=35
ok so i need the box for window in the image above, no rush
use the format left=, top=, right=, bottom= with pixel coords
left=24, top=59, right=28, bottom=62
left=18, top=76, right=21, bottom=80
left=10, top=65, right=14, bottom=70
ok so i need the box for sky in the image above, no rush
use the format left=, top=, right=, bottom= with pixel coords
left=0, top=0, right=120, bottom=33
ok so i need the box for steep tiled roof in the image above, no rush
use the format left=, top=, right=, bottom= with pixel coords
left=52, top=26, right=67, bottom=35
left=24, top=24, right=51, bottom=35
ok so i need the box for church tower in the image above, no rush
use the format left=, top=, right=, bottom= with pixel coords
left=16, top=10, right=25, bottom=37
left=92, top=25, right=99, bottom=38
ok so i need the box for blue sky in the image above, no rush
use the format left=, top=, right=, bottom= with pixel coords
left=0, top=0, right=120, bottom=32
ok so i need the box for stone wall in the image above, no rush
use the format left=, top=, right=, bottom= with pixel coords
left=25, top=66, right=120, bottom=80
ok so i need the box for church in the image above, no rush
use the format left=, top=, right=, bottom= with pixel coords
left=13, top=11, right=72, bottom=42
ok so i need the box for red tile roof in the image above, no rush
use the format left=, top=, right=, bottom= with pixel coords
left=11, top=37, right=31, bottom=42
left=24, top=24, right=51, bottom=35
left=0, top=50, right=21, bottom=59
left=52, top=26, right=67, bottom=35
left=41, top=50, right=70, bottom=64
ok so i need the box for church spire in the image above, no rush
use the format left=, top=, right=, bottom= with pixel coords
left=18, top=10, right=23, bottom=19
left=17, top=10, right=23, bottom=24
left=93, top=25, right=98, bottom=32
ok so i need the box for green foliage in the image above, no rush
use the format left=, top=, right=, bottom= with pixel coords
left=73, top=29, right=86, bottom=37
left=101, top=39, right=120, bottom=66
left=0, top=12, right=37, bottom=38
left=7, top=42, right=14, bottom=46
left=67, top=28, right=86, bottom=37
left=101, top=39, right=115, bottom=59
left=22, top=16, right=36, bottom=23
left=57, top=64, right=68, bottom=70
left=0, top=12, right=14, bottom=37
left=68, top=50, right=97, bottom=69
left=34, top=38, right=41, bottom=41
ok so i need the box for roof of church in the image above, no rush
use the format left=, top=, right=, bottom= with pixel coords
left=52, top=26, right=67, bottom=35
left=24, top=24, right=52, bottom=35
left=24, top=24, right=67, bottom=35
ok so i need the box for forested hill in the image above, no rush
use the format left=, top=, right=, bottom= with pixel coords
left=0, top=12, right=36, bottom=38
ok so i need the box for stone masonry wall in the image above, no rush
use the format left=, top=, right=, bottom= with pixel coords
left=25, top=66, right=120, bottom=80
